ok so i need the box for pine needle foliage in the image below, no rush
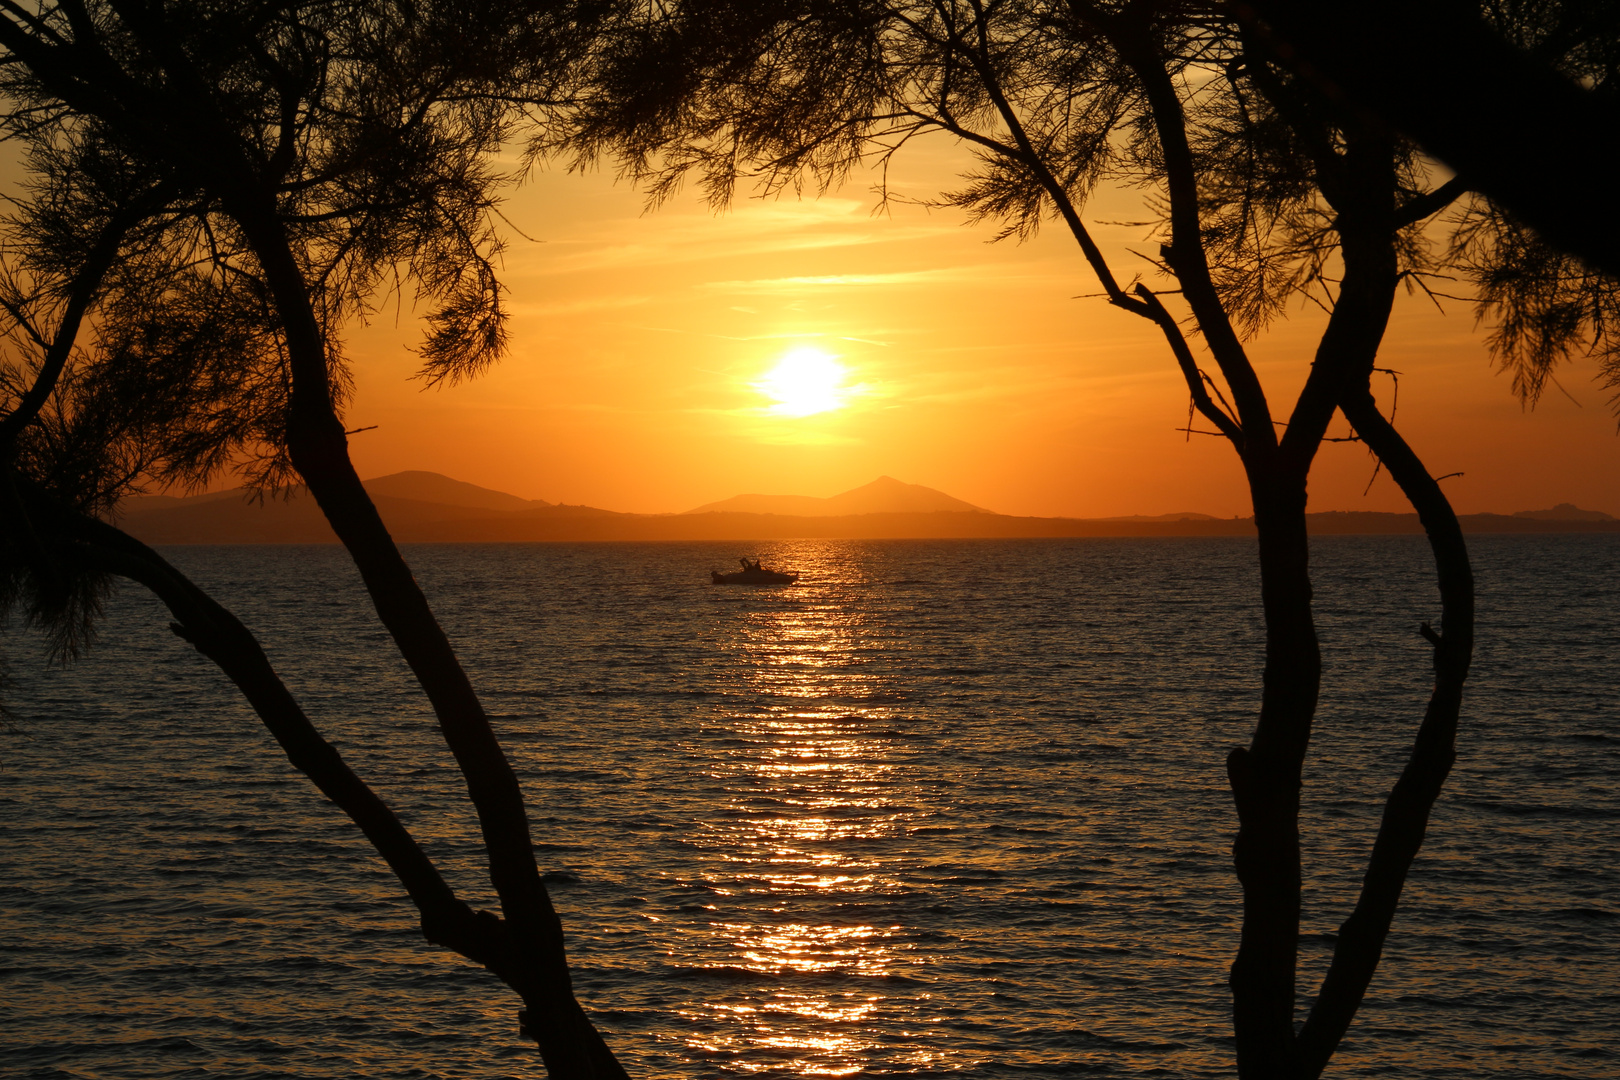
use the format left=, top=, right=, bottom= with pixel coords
left=0, top=0, right=607, bottom=664
left=576, top=0, right=1619, bottom=402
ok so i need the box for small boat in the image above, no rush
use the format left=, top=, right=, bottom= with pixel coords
left=712, top=557, right=800, bottom=585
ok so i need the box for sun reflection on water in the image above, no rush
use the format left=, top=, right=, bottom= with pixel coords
left=674, top=552, right=959, bottom=1076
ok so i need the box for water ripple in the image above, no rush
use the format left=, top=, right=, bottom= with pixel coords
left=1, top=536, right=1616, bottom=1078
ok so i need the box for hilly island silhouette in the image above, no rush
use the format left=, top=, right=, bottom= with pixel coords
left=685, top=476, right=991, bottom=516
left=117, top=472, right=1618, bottom=544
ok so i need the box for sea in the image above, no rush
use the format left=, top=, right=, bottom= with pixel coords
left=1, top=536, right=1616, bottom=1080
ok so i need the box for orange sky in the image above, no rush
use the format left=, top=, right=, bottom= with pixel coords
left=305, top=144, right=1615, bottom=518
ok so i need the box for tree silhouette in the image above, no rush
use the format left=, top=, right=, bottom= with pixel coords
left=1233, top=0, right=1620, bottom=415
left=570, top=1, right=1618, bottom=1075
left=1232, top=0, right=1620, bottom=282
left=0, top=2, right=627, bottom=1075
left=3, top=3, right=1613, bottom=1078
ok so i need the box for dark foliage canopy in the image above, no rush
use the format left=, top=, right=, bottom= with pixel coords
left=0, top=0, right=608, bottom=654
left=1238, top=0, right=1620, bottom=281
left=576, top=0, right=1620, bottom=416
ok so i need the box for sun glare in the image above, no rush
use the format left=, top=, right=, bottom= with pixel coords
left=754, top=347, right=852, bottom=418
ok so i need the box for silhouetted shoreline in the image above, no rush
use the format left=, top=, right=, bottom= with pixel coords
left=120, top=498, right=1620, bottom=544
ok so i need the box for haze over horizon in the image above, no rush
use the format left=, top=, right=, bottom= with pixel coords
left=142, top=468, right=1617, bottom=521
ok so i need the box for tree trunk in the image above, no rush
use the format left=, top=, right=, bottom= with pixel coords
left=228, top=197, right=627, bottom=1079
left=1227, top=464, right=1318, bottom=1079
left=1295, top=390, right=1474, bottom=1077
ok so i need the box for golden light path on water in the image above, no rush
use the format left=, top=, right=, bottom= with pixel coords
left=674, top=550, right=950, bottom=1076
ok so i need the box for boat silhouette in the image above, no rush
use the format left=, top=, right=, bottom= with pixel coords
left=711, top=557, right=800, bottom=585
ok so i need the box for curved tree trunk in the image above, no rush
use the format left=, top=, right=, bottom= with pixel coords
left=24, top=486, right=639, bottom=1076
left=1216, top=114, right=1405, bottom=1076
left=0, top=9, right=627, bottom=1067
left=230, top=201, right=626, bottom=1079
left=1296, top=390, right=1474, bottom=1078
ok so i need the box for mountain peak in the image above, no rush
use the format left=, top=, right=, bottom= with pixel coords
left=685, top=477, right=990, bottom=516
left=360, top=471, right=551, bottom=512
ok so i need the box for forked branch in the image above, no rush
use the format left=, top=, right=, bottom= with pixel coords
left=1297, top=387, right=1474, bottom=1077
left=1135, top=282, right=1243, bottom=444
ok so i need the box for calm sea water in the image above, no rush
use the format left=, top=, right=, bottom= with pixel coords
left=1, top=537, right=1616, bottom=1079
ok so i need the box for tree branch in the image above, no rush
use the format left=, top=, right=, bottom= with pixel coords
left=1299, top=386, right=1474, bottom=1077
left=1393, top=174, right=1468, bottom=229
left=1134, top=282, right=1243, bottom=443
left=0, top=215, right=133, bottom=446
left=21, top=496, right=504, bottom=971
left=1112, top=15, right=1276, bottom=447
left=943, top=1, right=1152, bottom=317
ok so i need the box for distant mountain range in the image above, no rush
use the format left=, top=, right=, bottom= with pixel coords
left=123, top=470, right=554, bottom=515
left=686, top=476, right=989, bottom=515
left=1513, top=502, right=1614, bottom=521
left=116, top=471, right=1618, bottom=544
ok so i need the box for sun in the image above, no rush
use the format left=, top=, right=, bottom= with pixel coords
left=753, top=347, right=853, bottom=418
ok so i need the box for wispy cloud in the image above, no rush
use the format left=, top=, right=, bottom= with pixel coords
left=627, top=325, right=909, bottom=345
left=695, top=265, right=1058, bottom=294
left=509, top=294, right=652, bottom=317
left=504, top=198, right=969, bottom=277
